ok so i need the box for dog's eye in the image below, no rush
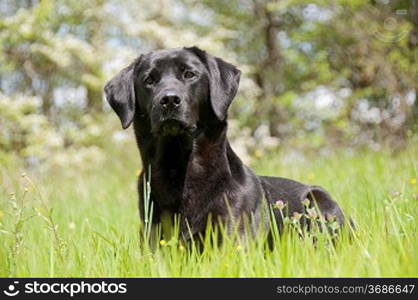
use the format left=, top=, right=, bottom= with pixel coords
left=184, top=70, right=196, bottom=79
left=144, top=76, right=154, bottom=85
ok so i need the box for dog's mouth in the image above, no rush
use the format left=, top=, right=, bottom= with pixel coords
left=154, top=119, right=196, bottom=136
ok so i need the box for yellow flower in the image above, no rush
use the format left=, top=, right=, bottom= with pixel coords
left=236, top=245, right=242, bottom=251
left=179, top=245, right=185, bottom=251
left=159, top=240, right=167, bottom=246
left=254, top=149, right=263, bottom=158
left=410, top=178, right=416, bottom=185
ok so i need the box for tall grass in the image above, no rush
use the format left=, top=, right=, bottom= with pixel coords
left=0, top=144, right=417, bottom=277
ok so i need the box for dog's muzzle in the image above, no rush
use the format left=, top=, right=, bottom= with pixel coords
left=152, top=91, right=197, bottom=136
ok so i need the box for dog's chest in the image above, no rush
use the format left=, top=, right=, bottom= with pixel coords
left=151, top=167, right=186, bottom=210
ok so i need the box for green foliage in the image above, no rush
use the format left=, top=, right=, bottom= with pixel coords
left=0, top=0, right=108, bottom=112
left=0, top=144, right=417, bottom=277
left=0, top=93, right=129, bottom=171
left=0, top=0, right=416, bottom=278
left=0, top=0, right=417, bottom=164
left=191, top=0, right=417, bottom=143
left=0, top=94, right=57, bottom=158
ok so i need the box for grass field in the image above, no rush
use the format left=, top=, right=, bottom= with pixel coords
left=0, top=144, right=417, bottom=277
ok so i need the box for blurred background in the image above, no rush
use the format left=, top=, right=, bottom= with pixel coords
left=0, top=0, right=417, bottom=171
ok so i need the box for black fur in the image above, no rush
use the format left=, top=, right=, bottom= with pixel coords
left=104, top=47, right=346, bottom=240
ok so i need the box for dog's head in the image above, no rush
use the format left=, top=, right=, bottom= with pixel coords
left=104, top=47, right=241, bottom=136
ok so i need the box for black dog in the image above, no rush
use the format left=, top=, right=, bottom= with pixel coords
left=104, top=47, right=345, bottom=240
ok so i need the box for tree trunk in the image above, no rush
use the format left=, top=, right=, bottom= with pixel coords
left=252, top=1, right=286, bottom=137
left=87, top=88, right=103, bottom=112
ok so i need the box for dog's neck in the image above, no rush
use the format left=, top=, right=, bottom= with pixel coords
left=134, top=118, right=235, bottom=232
left=134, top=116, right=229, bottom=172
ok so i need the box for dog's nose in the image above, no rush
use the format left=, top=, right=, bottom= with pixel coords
left=160, top=92, right=181, bottom=108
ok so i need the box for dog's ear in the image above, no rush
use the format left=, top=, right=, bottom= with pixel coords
left=186, top=46, right=241, bottom=121
left=104, top=56, right=141, bottom=129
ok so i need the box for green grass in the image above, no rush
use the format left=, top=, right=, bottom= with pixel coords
left=0, top=144, right=417, bottom=277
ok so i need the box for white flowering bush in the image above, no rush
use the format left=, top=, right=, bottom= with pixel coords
left=0, top=93, right=109, bottom=171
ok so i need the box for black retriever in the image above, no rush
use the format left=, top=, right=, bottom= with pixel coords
left=104, top=47, right=346, bottom=241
